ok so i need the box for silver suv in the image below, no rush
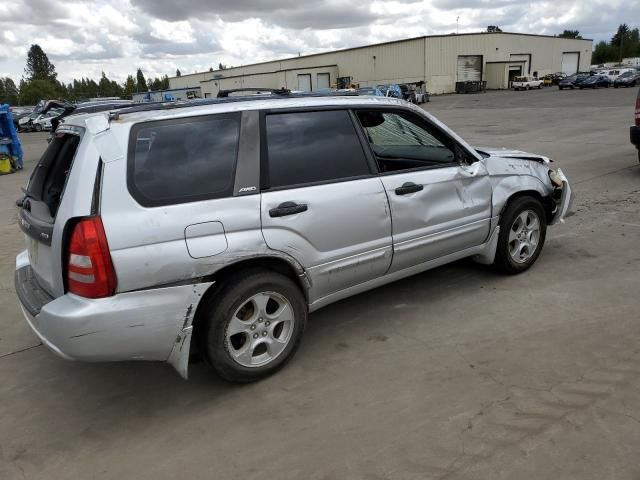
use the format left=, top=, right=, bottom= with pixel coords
left=15, top=93, right=572, bottom=383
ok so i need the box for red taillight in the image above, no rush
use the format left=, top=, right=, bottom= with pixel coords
left=67, top=217, right=116, bottom=298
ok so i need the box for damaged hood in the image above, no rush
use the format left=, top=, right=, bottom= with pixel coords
left=476, top=147, right=552, bottom=164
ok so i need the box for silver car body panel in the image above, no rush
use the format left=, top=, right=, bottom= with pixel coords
left=261, top=178, right=393, bottom=302
left=380, top=161, right=493, bottom=273
left=16, top=96, right=574, bottom=378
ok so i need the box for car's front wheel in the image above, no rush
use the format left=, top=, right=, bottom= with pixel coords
left=493, top=196, right=547, bottom=274
left=34, top=123, right=42, bottom=132
left=201, top=270, right=307, bottom=383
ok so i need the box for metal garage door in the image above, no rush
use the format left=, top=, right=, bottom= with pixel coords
left=297, top=74, right=312, bottom=92
left=561, top=53, right=579, bottom=75
left=457, top=55, right=482, bottom=81
left=317, top=73, right=330, bottom=90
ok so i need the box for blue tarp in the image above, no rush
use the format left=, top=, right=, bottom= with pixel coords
left=0, top=104, right=23, bottom=170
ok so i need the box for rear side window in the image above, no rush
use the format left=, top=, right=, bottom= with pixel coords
left=264, top=110, right=370, bottom=189
left=128, top=114, right=240, bottom=206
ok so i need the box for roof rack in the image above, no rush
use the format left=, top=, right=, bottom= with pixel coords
left=216, top=87, right=291, bottom=98
left=109, top=89, right=361, bottom=119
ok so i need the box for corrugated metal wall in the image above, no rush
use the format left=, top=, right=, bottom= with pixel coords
left=169, top=34, right=593, bottom=95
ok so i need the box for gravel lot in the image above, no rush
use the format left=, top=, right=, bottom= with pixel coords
left=1, top=86, right=639, bottom=480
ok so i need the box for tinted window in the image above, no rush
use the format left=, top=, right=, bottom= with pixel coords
left=356, top=110, right=455, bottom=173
left=265, top=110, right=370, bottom=188
left=129, top=114, right=239, bottom=206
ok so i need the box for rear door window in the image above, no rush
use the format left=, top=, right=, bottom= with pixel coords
left=264, top=110, right=371, bottom=189
left=128, top=113, right=240, bottom=206
left=26, top=132, right=81, bottom=219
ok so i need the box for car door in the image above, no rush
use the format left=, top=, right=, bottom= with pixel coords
left=260, top=109, right=392, bottom=301
left=353, top=108, right=493, bottom=274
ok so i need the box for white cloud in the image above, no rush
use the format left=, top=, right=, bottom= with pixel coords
left=0, top=0, right=633, bottom=84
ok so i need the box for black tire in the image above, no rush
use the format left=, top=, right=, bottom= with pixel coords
left=570, top=85, right=574, bottom=89
left=614, top=85, right=618, bottom=88
left=493, top=196, right=547, bottom=274
left=558, top=86, right=563, bottom=90
left=200, top=270, right=307, bottom=383
left=35, top=123, right=43, bottom=132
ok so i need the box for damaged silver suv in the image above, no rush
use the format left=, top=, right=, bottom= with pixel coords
left=15, top=92, right=572, bottom=383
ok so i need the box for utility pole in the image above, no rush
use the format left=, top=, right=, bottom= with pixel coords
left=457, top=16, right=459, bottom=34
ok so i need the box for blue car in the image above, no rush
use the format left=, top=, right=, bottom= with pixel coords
left=357, top=86, right=385, bottom=96
left=579, top=75, right=610, bottom=89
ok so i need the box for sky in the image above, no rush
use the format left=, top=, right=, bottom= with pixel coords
left=0, top=0, right=634, bottom=84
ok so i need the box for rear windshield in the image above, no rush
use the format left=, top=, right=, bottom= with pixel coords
left=127, top=113, right=240, bottom=207
left=26, top=132, right=81, bottom=219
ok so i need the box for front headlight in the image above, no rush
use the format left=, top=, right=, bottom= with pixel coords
left=548, top=170, right=563, bottom=188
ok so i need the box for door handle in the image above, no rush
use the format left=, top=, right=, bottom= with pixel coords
left=395, top=182, right=423, bottom=195
left=269, top=201, right=308, bottom=218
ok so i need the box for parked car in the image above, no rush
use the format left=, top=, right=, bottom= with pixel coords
left=512, top=76, right=543, bottom=90
left=357, top=86, right=385, bottom=96
left=15, top=92, right=573, bottom=383
left=377, top=84, right=403, bottom=98
left=631, top=87, right=640, bottom=162
left=39, top=99, right=134, bottom=134
left=558, top=74, right=590, bottom=90
left=579, top=75, right=611, bottom=89
left=31, top=109, right=64, bottom=131
left=614, top=71, right=640, bottom=88
left=9, top=107, right=33, bottom=129
left=18, top=112, right=40, bottom=131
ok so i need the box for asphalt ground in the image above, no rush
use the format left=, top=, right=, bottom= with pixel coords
left=1, top=85, right=639, bottom=479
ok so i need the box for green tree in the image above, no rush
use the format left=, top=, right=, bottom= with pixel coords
left=123, top=74, right=136, bottom=97
left=136, top=68, right=147, bottom=92
left=0, top=77, right=19, bottom=105
left=592, top=41, right=613, bottom=64
left=611, top=23, right=631, bottom=62
left=176, top=69, right=181, bottom=77
left=558, top=30, right=582, bottom=39
left=24, top=44, right=57, bottom=83
left=486, top=25, right=502, bottom=33
left=19, top=79, right=58, bottom=105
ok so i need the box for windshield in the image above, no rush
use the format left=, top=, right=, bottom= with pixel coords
left=619, top=71, right=634, bottom=78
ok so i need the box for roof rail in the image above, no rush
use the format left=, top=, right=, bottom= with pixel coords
left=217, top=87, right=291, bottom=98
left=109, top=89, right=361, bottom=119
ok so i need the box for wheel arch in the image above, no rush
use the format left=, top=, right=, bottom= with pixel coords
left=190, top=254, right=310, bottom=352
left=491, top=176, right=555, bottom=223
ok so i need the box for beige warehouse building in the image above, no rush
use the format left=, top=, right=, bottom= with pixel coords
left=168, top=32, right=593, bottom=96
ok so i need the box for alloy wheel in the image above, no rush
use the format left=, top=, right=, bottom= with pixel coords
left=225, top=292, right=295, bottom=368
left=508, top=210, right=541, bottom=264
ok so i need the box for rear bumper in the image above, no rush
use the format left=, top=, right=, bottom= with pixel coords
left=15, top=258, right=211, bottom=367
left=631, top=126, right=640, bottom=150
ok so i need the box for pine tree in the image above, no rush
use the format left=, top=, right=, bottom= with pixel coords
left=136, top=68, right=147, bottom=92
left=24, top=44, right=57, bottom=82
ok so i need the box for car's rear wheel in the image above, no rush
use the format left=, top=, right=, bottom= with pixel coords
left=34, top=123, right=42, bottom=132
left=201, top=270, right=307, bottom=383
left=493, top=196, right=547, bottom=274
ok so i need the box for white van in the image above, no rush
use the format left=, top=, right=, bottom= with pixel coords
left=603, top=68, right=635, bottom=82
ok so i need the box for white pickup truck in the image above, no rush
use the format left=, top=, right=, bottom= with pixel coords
left=512, top=76, right=544, bottom=90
